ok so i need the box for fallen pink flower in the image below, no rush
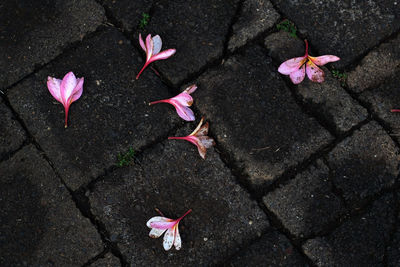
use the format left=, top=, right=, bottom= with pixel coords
left=136, top=34, right=176, bottom=79
left=47, top=72, right=84, bottom=128
left=278, top=40, right=340, bottom=84
left=146, top=209, right=192, bottom=251
left=168, top=117, right=215, bottom=159
left=149, top=84, right=197, bottom=121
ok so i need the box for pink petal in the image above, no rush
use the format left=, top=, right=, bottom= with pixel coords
left=150, top=220, right=177, bottom=230
left=278, top=56, right=307, bottom=75
left=60, top=72, right=78, bottom=105
left=289, top=64, right=306, bottom=84
left=309, top=55, right=340, bottom=66
left=145, top=34, right=153, bottom=60
left=69, top=77, right=84, bottom=103
left=306, top=61, right=325, bottom=83
left=199, top=136, right=215, bottom=148
left=152, top=35, right=162, bottom=55
left=148, top=49, right=176, bottom=63
left=163, top=228, right=175, bottom=251
left=47, top=76, right=63, bottom=103
left=172, top=92, right=193, bottom=107
left=149, top=227, right=167, bottom=238
left=173, top=226, right=182, bottom=250
left=139, top=33, right=146, bottom=52
left=173, top=103, right=195, bottom=121
left=184, top=84, right=197, bottom=94
left=146, top=216, right=171, bottom=228
left=189, top=117, right=204, bottom=136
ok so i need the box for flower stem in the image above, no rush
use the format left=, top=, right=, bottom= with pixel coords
left=177, top=209, right=192, bottom=222
left=64, top=107, right=69, bottom=128
left=304, top=39, right=309, bottom=57
left=136, top=63, right=149, bottom=80
left=149, top=99, right=168, bottom=106
left=391, top=109, right=400, bottom=112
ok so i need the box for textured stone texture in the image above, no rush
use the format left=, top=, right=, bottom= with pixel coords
left=7, top=28, right=180, bottom=190
left=348, top=34, right=400, bottom=93
left=264, top=31, right=305, bottom=62
left=0, top=145, right=103, bottom=266
left=0, top=0, right=105, bottom=89
left=303, top=194, right=396, bottom=267
left=89, top=253, right=121, bottom=267
left=228, top=0, right=280, bottom=51
left=89, top=130, right=269, bottom=266
left=195, top=45, right=333, bottom=189
left=271, top=0, right=400, bottom=68
left=263, top=160, right=344, bottom=239
left=387, top=196, right=400, bottom=267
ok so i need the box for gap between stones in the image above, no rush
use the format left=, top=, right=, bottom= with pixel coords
left=383, top=189, right=400, bottom=266
left=81, top=247, right=109, bottom=267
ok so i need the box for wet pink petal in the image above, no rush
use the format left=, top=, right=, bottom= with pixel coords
left=150, top=220, right=177, bottom=230
left=139, top=33, right=146, bottom=52
left=145, top=34, right=153, bottom=61
left=289, top=64, right=306, bottom=84
left=148, top=49, right=176, bottom=63
left=60, top=72, right=78, bottom=105
left=306, top=61, right=325, bottom=83
left=172, top=92, right=193, bottom=106
left=152, top=35, right=162, bottom=55
left=309, top=55, right=340, bottom=66
left=173, top=102, right=195, bottom=121
left=69, top=77, right=84, bottom=103
left=278, top=56, right=307, bottom=75
left=47, top=77, right=62, bottom=103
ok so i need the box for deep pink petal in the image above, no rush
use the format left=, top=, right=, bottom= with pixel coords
left=278, top=56, right=307, bottom=75
left=289, top=64, right=306, bottom=84
left=139, top=33, right=146, bottom=52
left=309, top=55, right=340, bottom=66
left=146, top=216, right=172, bottom=228
left=69, top=77, right=84, bottom=103
left=306, top=61, right=325, bottom=83
left=145, top=34, right=153, bottom=60
left=173, top=103, right=195, bottom=121
left=60, top=72, right=78, bottom=105
left=151, top=220, right=177, bottom=230
left=47, top=76, right=63, bottom=103
left=148, top=49, right=176, bottom=63
left=184, top=84, right=197, bottom=94
left=152, top=35, right=162, bottom=55
left=171, top=92, right=193, bottom=106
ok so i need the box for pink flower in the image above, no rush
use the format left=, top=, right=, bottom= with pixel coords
left=149, top=84, right=197, bottom=121
left=136, top=34, right=176, bottom=79
left=47, top=72, right=84, bottom=128
left=146, top=209, right=192, bottom=251
left=278, top=40, right=340, bottom=84
left=168, top=117, right=215, bottom=159
left=391, top=109, right=400, bottom=113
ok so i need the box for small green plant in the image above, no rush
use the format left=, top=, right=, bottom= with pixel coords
left=117, top=147, right=135, bottom=167
left=276, top=19, right=297, bottom=37
left=138, top=13, right=150, bottom=30
left=332, top=69, right=348, bottom=86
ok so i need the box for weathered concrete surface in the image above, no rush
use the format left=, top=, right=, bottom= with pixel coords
left=7, top=27, right=180, bottom=190
left=0, top=145, right=103, bottom=266
left=263, top=160, right=344, bottom=239
left=0, top=0, right=105, bottom=89
left=303, top=194, right=396, bottom=266
left=387, top=196, right=400, bottom=267
left=228, top=0, right=280, bottom=51
left=89, top=129, right=269, bottom=266
left=271, top=0, right=400, bottom=68
left=195, top=45, right=332, bottom=189
left=89, top=253, right=121, bottom=267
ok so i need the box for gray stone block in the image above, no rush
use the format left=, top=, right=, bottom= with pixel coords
left=89, top=253, right=121, bottom=267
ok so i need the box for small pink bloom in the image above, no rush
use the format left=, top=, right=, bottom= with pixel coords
left=136, top=34, right=176, bottom=79
left=149, top=84, right=197, bottom=121
left=168, top=117, right=215, bottom=159
left=47, top=72, right=84, bottom=128
left=146, top=209, right=192, bottom=251
left=278, top=40, right=340, bottom=84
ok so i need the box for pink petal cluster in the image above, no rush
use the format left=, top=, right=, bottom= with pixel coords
left=149, top=84, right=197, bottom=121
left=136, top=34, right=176, bottom=79
left=146, top=209, right=192, bottom=251
left=47, top=72, right=84, bottom=128
left=168, top=117, right=215, bottom=159
left=278, top=40, right=340, bottom=84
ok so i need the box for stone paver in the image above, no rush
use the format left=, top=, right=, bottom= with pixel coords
left=228, top=0, right=280, bottom=51
left=302, top=193, right=396, bottom=266
left=195, top=45, right=333, bottom=189
left=0, top=98, right=26, bottom=159
left=0, top=145, right=103, bottom=266
left=325, top=122, right=399, bottom=205
left=387, top=196, right=400, bottom=267
left=265, top=31, right=368, bottom=134
left=89, top=253, right=121, bottom=267
left=89, top=129, right=269, bottom=266
left=348, top=33, right=400, bottom=93
left=263, top=160, right=344, bottom=239
left=271, top=0, right=400, bottom=68
left=7, top=27, right=180, bottom=190
left=228, top=231, right=308, bottom=266
left=0, top=0, right=105, bottom=89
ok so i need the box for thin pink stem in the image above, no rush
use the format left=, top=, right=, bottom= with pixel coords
left=304, top=39, right=309, bottom=57
left=136, top=62, right=149, bottom=80
left=168, top=136, right=187, bottom=140
left=391, top=109, right=400, bottom=112
left=177, top=209, right=192, bottom=222
left=64, top=107, right=69, bottom=128
left=149, top=99, right=168, bottom=106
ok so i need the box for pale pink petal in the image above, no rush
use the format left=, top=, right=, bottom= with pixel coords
left=47, top=76, right=63, bottom=103
left=173, top=226, right=182, bottom=250
left=172, top=92, right=193, bottom=106
left=196, top=122, right=209, bottom=136
left=139, top=33, right=146, bottom=52
left=146, top=216, right=171, bottom=228
left=150, top=220, right=177, bottom=230
left=149, top=227, right=167, bottom=238
left=173, top=103, right=195, bottom=121
left=199, top=136, right=215, bottom=148
left=306, top=61, right=325, bottom=83
left=163, top=228, right=175, bottom=251
left=60, top=72, right=78, bottom=105
left=289, top=64, right=306, bottom=84
left=309, top=55, right=340, bottom=66
left=189, top=117, right=204, bottom=136
left=145, top=34, right=153, bottom=60
left=152, top=35, right=162, bottom=55
left=148, top=49, right=176, bottom=63
left=278, top=56, right=307, bottom=75
left=69, top=77, right=84, bottom=103
left=184, top=84, right=197, bottom=94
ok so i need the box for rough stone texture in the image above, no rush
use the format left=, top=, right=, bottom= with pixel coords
left=7, top=28, right=180, bottom=190
left=89, top=131, right=269, bottom=266
left=144, top=0, right=240, bottom=86
left=387, top=196, right=400, bottom=267
left=228, top=231, right=308, bottom=266
left=264, top=31, right=368, bottom=134
left=0, top=0, right=105, bottom=89
left=195, top=45, right=333, bottom=189
left=0, top=145, right=103, bottom=266
left=89, top=253, right=121, bottom=267
left=0, top=98, right=26, bottom=159
left=228, top=0, right=280, bottom=51
left=326, top=122, right=399, bottom=206
left=348, top=33, right=400, bottom=93
left=302, top=193, right=396, bottom=267
left=263, top=160, right=344, bottom=239
left=271, top=0, right=400, bottom=68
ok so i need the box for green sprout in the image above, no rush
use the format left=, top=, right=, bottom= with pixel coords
left=117, top=147, right=135, bottom=167
left=276, top=19, right=297, bottom=38
left=138, top=13, right=150, bottom=30
left=332, top=69, right=348, bottom=86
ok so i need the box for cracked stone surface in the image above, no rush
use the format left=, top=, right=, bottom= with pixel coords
left=195, top=45, right=333, bottom=189
left=7, top=27, right=180, bottom=190
left=348, top=33, right=400, bottom=93
left=271, top=0, right=400, bottom=68
left=0, top=0, right=105, bottom=89
left=387, top=195, right=400, bottom=267
left=228, top=0, right=280, bottom=51
left=263, top=160, right=344, bottom=239
left=303, top=193, right=396, bottom=266
left=89, top=253, right=121, bottom=267
left=0, top=145, right=103, bottom=266
left=89, top=129, right=269, bottom=266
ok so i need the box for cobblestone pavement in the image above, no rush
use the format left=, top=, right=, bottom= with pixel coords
left=1, top=0, right=399, bottom=266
